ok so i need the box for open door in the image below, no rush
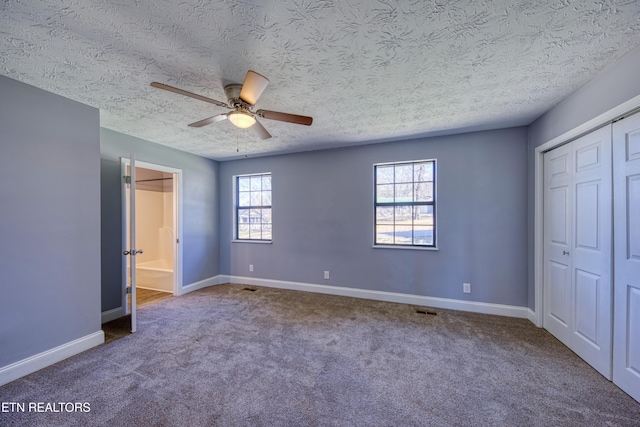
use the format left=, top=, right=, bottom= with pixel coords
left=120, top=158, right=182, bottom=334
left=122, top=154, right=142, bottom=333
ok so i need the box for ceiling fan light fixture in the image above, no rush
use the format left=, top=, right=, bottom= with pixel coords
left=228, top=111, right=256, bottom=128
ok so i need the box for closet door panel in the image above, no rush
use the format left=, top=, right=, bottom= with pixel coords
left=570, top=126, right=612, bottom=379
left=543, top=126, right=612, bottom=379
left=627, top=286, right=640, bottom=373
left=613, top=113, right=640, bottom=403
left=549, top=261, right=569, bottom=326
left=628, top=175, right=640, bottom=260
left=575, top=182, right=599, bottom=250
left=574, top=269, right=599, bottom=345
left=544, top=144, right=573, bottom=345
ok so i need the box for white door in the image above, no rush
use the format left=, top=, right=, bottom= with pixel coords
left=122, top=155, right=142, bottom=333
left=544, top=126, right=612, bottom=379
left=613, top=112, right=640, bottom=402
left=544, top=143, right=572, bottom=345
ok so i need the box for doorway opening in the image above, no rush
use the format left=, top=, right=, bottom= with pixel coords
left=104, top=159, right=182, bottom=341
left=128, top=167, right=176, bottom=298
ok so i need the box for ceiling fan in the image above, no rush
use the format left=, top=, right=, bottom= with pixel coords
left=150, top=70, right=312, bottom=139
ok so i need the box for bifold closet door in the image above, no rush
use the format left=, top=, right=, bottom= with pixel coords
left=543, top=126, right=612, bottom=379
left=613, top=112, right=640, bottom=402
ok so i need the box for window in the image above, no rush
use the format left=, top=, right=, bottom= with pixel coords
left=236, top=173, right=272, bottom=241
left=374, top=160, right=436, bottom=247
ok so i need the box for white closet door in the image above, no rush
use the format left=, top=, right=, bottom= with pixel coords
left=570, top=126, right=612, bottom=379
left=613, top=112, right=640, bottom=402
left=544, top=143, right=573, bottom=346
left=544, top=126, right=612, bottom=379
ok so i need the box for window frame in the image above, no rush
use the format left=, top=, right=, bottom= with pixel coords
left=373, top=159, right=437, bottom=249
left=233, top=172, right=273, bottom=243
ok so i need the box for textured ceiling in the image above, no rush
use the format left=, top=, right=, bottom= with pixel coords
left=2, top=1, right=640, bottom=160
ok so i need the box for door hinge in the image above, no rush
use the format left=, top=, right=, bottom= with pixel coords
left=123, top=175, right=131, bottom=184
left=126, top=286, right=132, bottom=294
left=176, top=238, right=179, bottom=243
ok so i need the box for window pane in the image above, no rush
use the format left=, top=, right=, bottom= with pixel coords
left=376, top=206, right=393, bottom=224
left=394, top=226, right=412, bottom=244
left=376, top=225, right=394, bottom=244
left=377, top=184, right=394, bottom=203
left=238, top=209, right=250, bottom=224
left=239, top=192, right=251, bottom=206
left=414, top=182, right=433, bottom=202
left=414, top=162, right=433, bottom=182
left=376, top=165, right=394, bottom=184
left=250, top=209, right=261, bottom=222
left=395, top=206, right=412, bottom=225
left=262, top=208, right=272, bottom=224
left=249, top=224, right=262, bottom=239
left=395, top=164, right=413, bottom=183
left=262, top=225, right=272, bottom=240
left=251, top=191, right=261, bottom=206
left=262, top=190, right=272, bottom=206
left=238, top=176, right=250, bottom=191
left=395, top=183, right=413, bottom=202
left=251, top=176, right=262, bottom=191
left=413, top=226, right=433, bottom=245
left=414, top=205, right=434, bottom=225
left=238, top=224, right=250, bottom=239
left=262, top=175, right=271, bottom=190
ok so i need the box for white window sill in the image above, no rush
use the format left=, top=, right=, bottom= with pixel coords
left=232, top=239, right=272, bottom=244
left=373, top=245, right=438, bottom=251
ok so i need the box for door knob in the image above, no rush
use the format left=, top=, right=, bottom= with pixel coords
left=563, top=250, right=570, bottom=255
left=134, top=249, right=144, bottom=255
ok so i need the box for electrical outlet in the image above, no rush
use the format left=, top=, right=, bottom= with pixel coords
left=463, top=283, right=471, bottom=293
left=249, top=264, right=254, bottom=272
left=324, top=271, right=330, bottom=280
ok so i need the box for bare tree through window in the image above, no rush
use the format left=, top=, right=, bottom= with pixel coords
left=374, top=160, right=435, bottom=247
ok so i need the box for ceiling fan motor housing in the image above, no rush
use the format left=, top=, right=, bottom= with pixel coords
left=224, top=84, right=243, bottom=105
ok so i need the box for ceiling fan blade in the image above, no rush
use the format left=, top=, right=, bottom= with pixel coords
left=253, top=118, right=272, bottom=139
left=188, top=114, right=228, bottom=128
left=239, top=70, right=269, bottom=105
left=150, top=82, right=229, bottom=108
left=257, top=109, right=313, bottom=126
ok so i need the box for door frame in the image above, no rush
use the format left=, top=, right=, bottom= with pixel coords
left=533, top=93, right=640, bottom=327
left=121, top=158, right=183, bottom=299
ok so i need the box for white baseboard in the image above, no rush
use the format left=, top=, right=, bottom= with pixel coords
left=527, top=308, right=538, bottom=326
left=101, top=306, right=125, bottom=324
left=0, top=331, right=105, bottom=387
left=220, top=275, right=531, bottom=319
left=178, top=275, right=225, bottom=296
left=136, top=285, right=173, bottom=294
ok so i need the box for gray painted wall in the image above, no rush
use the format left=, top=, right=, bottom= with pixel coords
left=100, top=128, right=220, bottom=312
left=0, top=76, right=101, bottom=367
left=526, top=44, right=640, bottom=309
left=529, top=44, right=640, bottom=149
left=220, top=127, right=528, bottom=307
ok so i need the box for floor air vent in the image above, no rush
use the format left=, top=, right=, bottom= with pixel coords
left=416, top=309, right=437, bottom=316
left=242, top=287, right=257, bottom=292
